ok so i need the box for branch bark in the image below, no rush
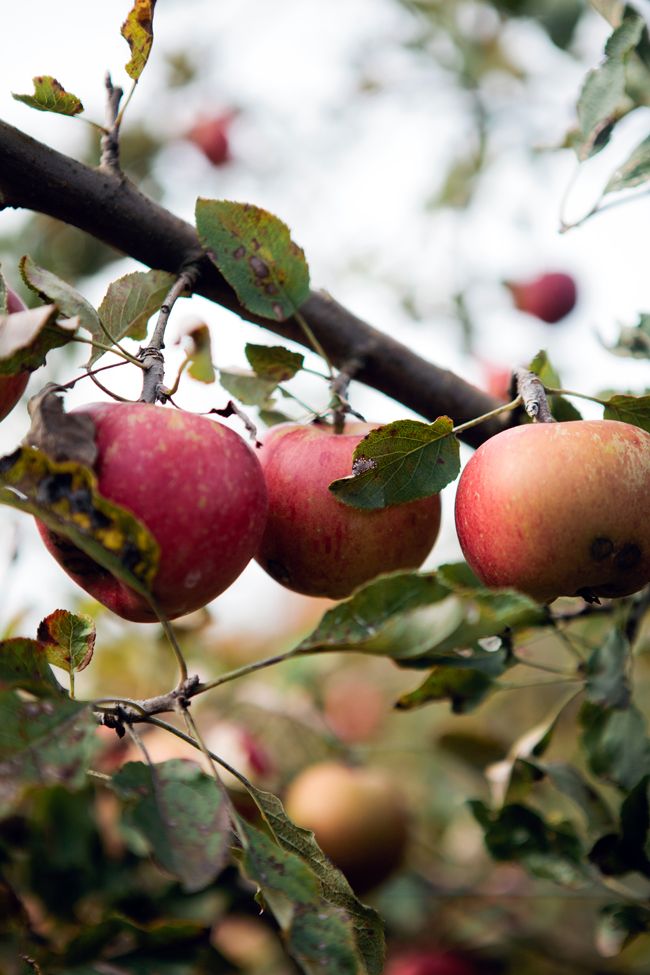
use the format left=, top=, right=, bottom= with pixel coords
left=0, top=118, right=508, bottom=447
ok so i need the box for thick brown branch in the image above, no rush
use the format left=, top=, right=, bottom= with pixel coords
left=0, top=118, right=507, bottom=447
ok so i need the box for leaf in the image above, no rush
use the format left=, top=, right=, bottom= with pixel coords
left=469, top=800, right=585, bottom=886
left=219, top=367, right=277, bottom=406
left=244, top=784, right=385, bottom=975
left=0, top=272, right=7, bottom=315
left=183, top=324, right=215, bottom=383
left=122, top=0, right=157, bottom=81
left=589, top=776, right=650, bottom=877
left=544, top=762, right=614, bottom=831
left=607, top=313, right=650, bottom=358
left=580, top=701, right=650, bottom=790
left=0, top=638, right=63, bottom=697
left=576, top=57, right=628, bottom=159
left=94, top=269, right=175, bottom=366
left=605, top=134, right=650, bottom=193
left=329, top=418, right=460, bottom=510
left=236, top=820, right=365, bottom=975
left=0, top=691, right=98, bottom=817
left=12, top=76, right=83, bottom=116
left=112, top=759, right=231, bottom=892
left=196, top=199, right=310, bottom=321
left=245, top=343, right=304, bottom=382
left=25, top=386, right=98, bottom=466
left=604, top=8, right=645, bottom=58
left=37, top=610, right=95, bottom=675
left=20, top=256, right=101, bottom=333
left=527, top=350, right=582, bottom=421
left=603, top=392, right=650, bottom=432
left=597, top=904, right=650, bottom=957
left=0, top=446, right=159, bottom=604
left=584, top=628, right=631, bottom=709
left=0, top=305, right=77, bottom=376
left=395, top=667, right=494, bottom=713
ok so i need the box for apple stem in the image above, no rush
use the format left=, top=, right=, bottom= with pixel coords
left=139, top=265, right=201, bottom=403
left=451, top=396, right=522, bottom=436
left=514, top=369, right=554, bottom=423
left=99, top=74, right=124, bottom=177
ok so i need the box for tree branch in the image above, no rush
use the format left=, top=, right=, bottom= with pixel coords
left=0, top=118, right=507, bottom=447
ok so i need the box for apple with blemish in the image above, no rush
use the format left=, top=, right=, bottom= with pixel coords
left=0, top=289, right=30, bottom=422
left=255, top=421, right=442, bottom=599
left=505, top=271, right=577, bottom=324
left=455, top=419, right=650, bottom=603
left=37, top=402, right=268, bottom=622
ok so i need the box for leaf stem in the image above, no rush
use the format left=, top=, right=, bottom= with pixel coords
left=294, top=309, right=334, bottom=379
left=198, top=648, right=299, bottom=693
left=543, top=386, right=607, bottom=407
left=452, top=396, right=521, bottom=435
left=160, top=619, right=189, bottom=684
left=70, top=334, right=145, bottom=366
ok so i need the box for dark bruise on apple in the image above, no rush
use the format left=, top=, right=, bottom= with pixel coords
left=0, top=289, right=30, bottom=422
left=37, top=402, right=268, bottom=622
left=255, top=421, right=442, bottom=599
left=455, top=419, right=650, bottom=604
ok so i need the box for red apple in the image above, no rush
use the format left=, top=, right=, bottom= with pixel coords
left=255, top=422, right=442, bottom=599
left=186, top=112, right=234, bottom=166
left=0, top=289, right=29, bottom=422
left=37, top=402, right=268, bottom=622
left=455, top=419, right=650, bottom=603
left=284, top=760, right=409, bottom=892
left=385, top=950, right=478, bottom=975
left=480, top=361, right=512, bottom=402
left=505, top=271, right=577, bottom=324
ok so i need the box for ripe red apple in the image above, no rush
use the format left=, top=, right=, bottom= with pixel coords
left=455, top=419, right=650, bottom=603
left=0, top=289, right=29, bottom=422
left=505, top=271, right=577, bottom=324
left=255, top=422, right=442, bottom=599
left=37, top=402, right=268, bottom=622
left=186, top=112, right=234, bottom=166
left=385, top=950, right=478, bottom=975
left=284, top=760, right=409, bottom=892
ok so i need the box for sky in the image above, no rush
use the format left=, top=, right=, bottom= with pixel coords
left=0, top=0, right=649, bottom=651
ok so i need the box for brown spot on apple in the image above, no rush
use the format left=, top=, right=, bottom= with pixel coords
left=615, top=543, right=642, bottom=571
left=590, top=537, right=614, bottom=561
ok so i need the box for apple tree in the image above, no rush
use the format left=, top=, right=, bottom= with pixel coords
left=1, top=2, right=650, bottom=973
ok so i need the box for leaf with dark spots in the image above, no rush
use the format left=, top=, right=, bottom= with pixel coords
left=0, top=638, right=63, bottom=697
left=112, top=760, right=231, bottom=892
left=37, top=609, right=96, bottom=675
left=195, top=199, right=310, bottom=321
left=0, top=445, right=159, bottom=603
left=330, top=417, right=460, bottom=510
left=0, top=305, right=77, bottom=376
left=122, top=0, right=157, bottom=81
left=12, top=76, right=83, bottom=116
left=25, top=386, right=98, bottom=466
left=0, top=691, right=98, bottom=817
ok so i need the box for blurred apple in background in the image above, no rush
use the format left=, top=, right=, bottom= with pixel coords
left=0, top=289, right=30, bottom=422
left=385, top=949, right=479, bottom=975
left=505, top=271, right=577, bottom=324
left=478, top=361, right=512, bottom=402
left=186, top=110, right=236, bottom=166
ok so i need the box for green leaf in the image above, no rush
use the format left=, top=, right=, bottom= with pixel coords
left=580, top=701, right=650, bottom=790
left=20, top=256, right=101, bottom=333
left=576, top=58, right=628, bottom=159
left=0, top=304, right=77, bottom=375
left=0, top=691, right=98, bottom=817
left=589, top=776, right=650, bottom=877
left=245, top=343, right=304, bottom=382
left=607, top=313, right=650, bottom=358
left=244, top=784, right=385, bottom=975
left=236, top=820, right=364, bottom=975
left=605, top=134, right=650, bottom=193
left=604, top=9, right=645, bottom=58
left=527, top=350, right=582, bottom=421
left=0, top=446, right=159, bottom=605
left=597, top=904, right=650, bottom=957
left=111, top=759, right=231, bottom=892
left=196, top=199, right=310, bottom=321
left=36, top=610, right=96, bottom=675
left=396, top=667, right=494, bottom=713
left=183, top=323, right=215, bottom=383
left=121, top=0, right=157, bottom=81
left=94, top=269, right=176, bottom=366
left=219, top=367, right=277, bottom=406
left=470, top=800, right=585, bottom=885
left=544, top=762, right=614, bottom=831
left=329, top=418, right=460, bottom=510
left=12, top=76, right=83, bottom=116
left=603, top=392, right=650, bottom=432
left=585, top=628, right=631, bottom=709
left=0, top=638, right=63, bottom=697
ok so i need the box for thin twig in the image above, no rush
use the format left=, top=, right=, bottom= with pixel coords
left=99, top=74, right=123, bottom=176
left=139, top=265, right=201, bottom=403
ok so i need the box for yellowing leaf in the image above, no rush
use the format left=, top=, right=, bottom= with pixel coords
left=122, top=0, right=157, bottom=81
left=13, top=76, right=83, bottom=116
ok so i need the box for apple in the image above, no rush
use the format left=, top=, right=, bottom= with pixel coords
left=186, top=112, right=234, bottom=166
left=505, top=271, right=577, bottom=324
left=479, top=361, right=512, bottom=402
left=0, top=289, right=29, bottom=422
left=284, top=760, right=409, bottom=892
left=37, top=402, right=268, bottom=622
left=255, top=422, right=442, bottom=599
left=454, top=419, right=650, bottom=603
left=385, top=950, right=478, bottom=975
